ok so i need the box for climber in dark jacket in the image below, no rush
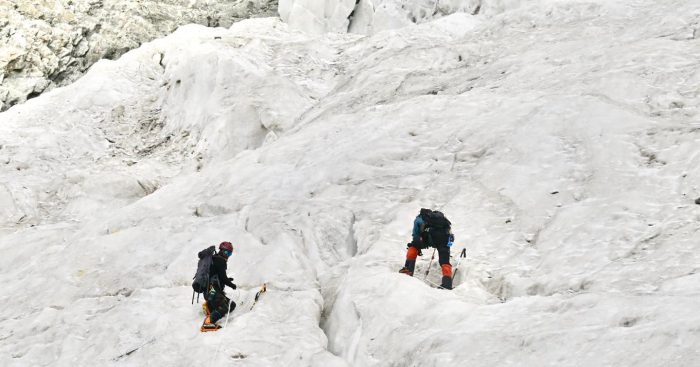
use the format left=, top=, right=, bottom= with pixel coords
left=400, top=208, right=455, bottom=289
left=202, top=241, right=237, bottom=331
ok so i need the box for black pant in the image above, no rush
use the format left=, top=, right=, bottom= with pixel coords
left=207, top=286, right=236, bottom=323
left=437, top=246, right=451, bottom=268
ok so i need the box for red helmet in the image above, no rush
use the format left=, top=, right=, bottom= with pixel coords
left=219, top=241, right=233, bottom=252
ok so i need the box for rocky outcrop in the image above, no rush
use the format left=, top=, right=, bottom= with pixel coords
left=0, top=0, right=278, bottom=111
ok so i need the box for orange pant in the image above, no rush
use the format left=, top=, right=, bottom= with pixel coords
left=406, top=246, right=452, bottom=277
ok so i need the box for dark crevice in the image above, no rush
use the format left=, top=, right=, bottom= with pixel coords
left=26, top=91, right=41, bottom=100
left=310, top=212, right=363, bottom=363
left=472, top=4, right=482, bottom=15
left=619, top=317, right=640, bottom=328
left=346, top=213, right=358, bottom=256
left=104, top=47, right=130, bottom=61
left=346, top=0, right=362, bottom=32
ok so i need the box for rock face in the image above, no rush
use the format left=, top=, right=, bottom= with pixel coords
left=0, top=0, right=278, bottom=111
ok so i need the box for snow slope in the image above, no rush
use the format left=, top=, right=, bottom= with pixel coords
left=2, top=0, right=700, bottom=366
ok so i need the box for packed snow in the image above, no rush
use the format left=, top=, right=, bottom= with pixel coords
left=1, top=0, right=700, bottom=366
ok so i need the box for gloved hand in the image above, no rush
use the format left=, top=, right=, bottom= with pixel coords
left=447, top=234, right=454, bottom=247
left=229, top=283, right=237, bottom=290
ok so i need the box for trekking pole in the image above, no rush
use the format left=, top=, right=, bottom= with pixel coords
left=452, top=248, right=467, bottom=279
left=191, top=290, right=195, bottom=305
left=424, top=248, right=436, bottom=280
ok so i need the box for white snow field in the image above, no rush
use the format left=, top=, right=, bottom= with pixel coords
left=2, top=0, right=700, bottom=366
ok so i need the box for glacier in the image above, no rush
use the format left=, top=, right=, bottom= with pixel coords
left=1, top=0, right=700, bottom=366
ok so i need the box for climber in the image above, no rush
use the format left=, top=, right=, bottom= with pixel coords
left=399, top=208, right=455, bottom=289
left=201, top=241, right=237, bottom=331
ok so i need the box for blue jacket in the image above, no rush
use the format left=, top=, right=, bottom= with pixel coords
left=413, top=214, right=455, bottom=247
left=412, top=215, right=424, bottom=242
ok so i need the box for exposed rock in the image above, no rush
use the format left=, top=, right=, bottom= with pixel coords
left=0, top=0, right=278, bottom=111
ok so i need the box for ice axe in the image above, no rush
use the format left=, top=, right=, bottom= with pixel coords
left=250, top=283, right=267, bottom=310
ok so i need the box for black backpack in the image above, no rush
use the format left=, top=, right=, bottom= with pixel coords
left=422, top=211, right=451, bottom=247
left=192, top=246, right=216, bottom=294
left=426, top=211, right=451, bottom=229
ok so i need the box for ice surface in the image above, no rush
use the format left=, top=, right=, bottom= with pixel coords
left=279, top=0, right=567, bottom=35
left=1, top=1, right=700, bottom=366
